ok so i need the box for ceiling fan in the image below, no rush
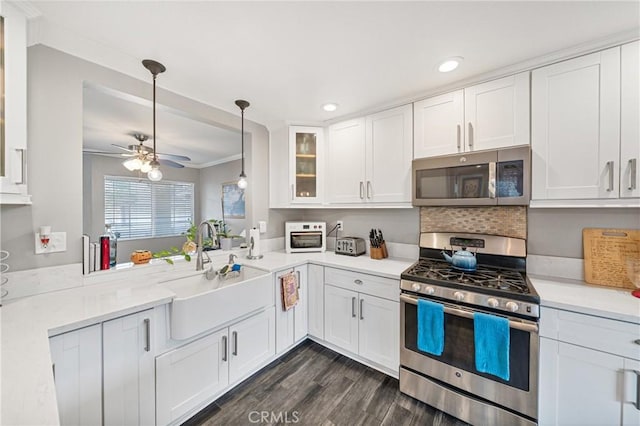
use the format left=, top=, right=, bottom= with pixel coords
left=85, top=133, right=191, bottom=169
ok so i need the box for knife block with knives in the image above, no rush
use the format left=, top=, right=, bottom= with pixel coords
left=370, top=228, right=388, bottom=259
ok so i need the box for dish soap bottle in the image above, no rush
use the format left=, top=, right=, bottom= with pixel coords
left=104, top=224, right=118, bottom=267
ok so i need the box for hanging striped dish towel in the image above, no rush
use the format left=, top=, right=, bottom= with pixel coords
left=281, top=272, right=299, bottom=311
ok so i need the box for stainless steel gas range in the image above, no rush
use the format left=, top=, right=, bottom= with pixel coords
left=399, top=232, right=539, bottom=426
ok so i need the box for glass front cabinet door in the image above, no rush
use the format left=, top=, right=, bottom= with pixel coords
left=288, top=126, right=324, bottom=204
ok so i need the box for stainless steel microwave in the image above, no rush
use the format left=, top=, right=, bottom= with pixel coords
left=412, top=145, right=530, bottom=206
left=285, top=221, right=326, bottom=253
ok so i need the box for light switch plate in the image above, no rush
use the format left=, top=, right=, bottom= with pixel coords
left=258, top=221, right=267, bottom=233
left=35, top=232, right=67, bottom=254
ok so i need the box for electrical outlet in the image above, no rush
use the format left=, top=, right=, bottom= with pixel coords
left=336, top=220, right=344, bottom=231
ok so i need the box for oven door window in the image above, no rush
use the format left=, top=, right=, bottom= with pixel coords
left=290, top=232, right=323, bottom=249
left=404, top=302, right=530, bottom=391
left=415, top=164, right=490, bottom=200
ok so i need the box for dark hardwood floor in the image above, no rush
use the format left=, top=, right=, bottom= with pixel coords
left=184, top=340, right=469, bottom=426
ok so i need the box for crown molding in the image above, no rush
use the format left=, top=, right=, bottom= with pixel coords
left=192, top=154, right=242, bottom=169
left=7, top=0, right=41, bottom=19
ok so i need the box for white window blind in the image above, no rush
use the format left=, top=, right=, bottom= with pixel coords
left=104, top=176, right=194, bottom=240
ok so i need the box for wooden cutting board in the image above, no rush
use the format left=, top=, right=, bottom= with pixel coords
left=583, top=228, right=640, bottom=290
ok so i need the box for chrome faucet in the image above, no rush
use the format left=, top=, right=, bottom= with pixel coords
left=196, top=221, right=218, bottom=271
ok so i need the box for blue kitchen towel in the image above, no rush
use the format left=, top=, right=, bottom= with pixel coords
left=417, top=299, right=444, bottom=356
left=473, top=312, right=510, bottom=381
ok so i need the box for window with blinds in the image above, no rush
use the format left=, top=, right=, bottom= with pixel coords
left=104, top=176, right=194, bottom=240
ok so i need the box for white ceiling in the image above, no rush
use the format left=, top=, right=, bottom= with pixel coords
left=27, top=1, right=640, bottom=130
left=82, top=84, right=241, bottom=167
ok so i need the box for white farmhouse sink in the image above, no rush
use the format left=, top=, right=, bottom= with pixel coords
left=160, top=265, right=273, bottom=340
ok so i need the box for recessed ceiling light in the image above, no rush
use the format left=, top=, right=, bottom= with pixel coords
left=322, top=103, right=338, bottom=112
left=438, top=57, right=463, bottom=73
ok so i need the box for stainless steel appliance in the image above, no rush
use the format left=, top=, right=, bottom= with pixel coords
left=285, top=221, right=326, bottom=253
left=335, top=237, right=366, bottom=256
left=412, top=145, right=530, bottom=206
left=400, top=232, right=539, bottom=426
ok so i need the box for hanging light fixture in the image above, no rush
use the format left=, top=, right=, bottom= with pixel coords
left=142, top=59, right=166, bottom=182
left=235, top=99, right=250, bottom=189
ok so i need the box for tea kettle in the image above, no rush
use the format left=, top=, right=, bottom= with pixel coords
left=441, top=246, right=477, bottom=272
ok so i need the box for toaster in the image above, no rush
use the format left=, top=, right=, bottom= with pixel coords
left=335, top=237, right=366, bottom=256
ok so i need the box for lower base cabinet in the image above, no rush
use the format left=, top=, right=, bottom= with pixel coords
left=156, top=307, right=276, bottom=425
left=49, top=324, right=102, bottom=426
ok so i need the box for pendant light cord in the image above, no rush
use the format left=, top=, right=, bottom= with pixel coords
left=241, top=107, right=245, bottom=175
left=153, top=73, right=157, bottom=162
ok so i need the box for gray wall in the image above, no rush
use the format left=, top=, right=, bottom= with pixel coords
left=83, top=153, right=201, bottom=264
left=0, top=45, right=269, bottom=271
left=528, top=208, right=640, bottom=258
left=199, top=159, right=247, bottom=243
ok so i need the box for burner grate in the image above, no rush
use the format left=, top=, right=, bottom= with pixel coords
left=404, top=259, right=530, bottom=294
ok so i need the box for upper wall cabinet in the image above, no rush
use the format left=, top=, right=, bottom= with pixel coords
left=413, top=72, right=530, bottom=159
left=0, top=3, right=30, bottom=204
left=269, top=126, right=324, bottom=208
left=531, top=43, right=639, bottom=206
left=326, top=104, right=413, bottom=206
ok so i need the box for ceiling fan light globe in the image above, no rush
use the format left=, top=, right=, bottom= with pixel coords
left=140, top=161, right=152, bottom=173
left=148, top=166, right=163, bottom=182
left=123, top=158, right=142, bottom=171
left=237, top=176, right=248, bottom=189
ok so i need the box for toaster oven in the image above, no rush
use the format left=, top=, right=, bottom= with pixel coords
left=285, top=221, right=326, bottom=253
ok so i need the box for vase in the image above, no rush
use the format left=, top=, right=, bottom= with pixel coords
left=220, top=237, right=233, bottom=251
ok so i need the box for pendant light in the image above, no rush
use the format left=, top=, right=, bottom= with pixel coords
left=142, top=59, right=166, bottom=182
left=235, top=99, right=250, bottom=189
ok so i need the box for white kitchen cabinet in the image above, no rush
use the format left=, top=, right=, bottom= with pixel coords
left=357, top=293, right=399, bottom=371
left=49, top=325, right=102, bottom=426
left=326, top=118, right=367, bottom=204
left=0, top=2, right=30, bottom=204
left=307, top=263, right=324, bottom=340
left=275, top=265, right=308, bottom=353
left=464, top=72, right=530, bottom=152
left=531, top=46, right=622, bottom=201
left=228, top=306, right=276, bottom=382
left=323, top=267, right=399, bottom=373
left=327, top=105, right=413, bottom=205
left=621, top=40, right=640, bottom=199
left=414, top=91, right=464, bottom=158
left=156, top=307, right=275, bottom=426
left=324, top=284, right=360, bottom=354
left=156, top=328, right=229, bottom=426
left=539, top=306, right=640, bottom=426
left=102, top=310, right=155, bottom=426
left=290, top=126, right=324, bottom=203
left=413, top=72, right=529, bottom=159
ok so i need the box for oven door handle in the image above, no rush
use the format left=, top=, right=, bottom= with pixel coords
left=400, top=294, right=538, bottom=333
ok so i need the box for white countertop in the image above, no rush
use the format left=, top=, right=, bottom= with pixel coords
left=0, top=249, right=413, bottom=426
left=530, top=275, right=640, bottom=324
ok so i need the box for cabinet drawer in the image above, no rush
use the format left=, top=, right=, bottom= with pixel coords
left=324, top=267, right=398, bottom=301
left=541, top=307, right=640, bottom=360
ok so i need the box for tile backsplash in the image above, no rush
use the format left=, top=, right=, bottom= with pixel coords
left=420, top=206, right=527, bottom=239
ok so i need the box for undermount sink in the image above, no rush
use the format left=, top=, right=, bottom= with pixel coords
left=159, top=265, right=273, bottom=340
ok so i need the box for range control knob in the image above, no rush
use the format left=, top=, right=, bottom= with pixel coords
left=453, top=291, right=465, bottom=301
left=487, top=298, right=499, bottom=308
left=425, top=286, right=435, bottom=295
left=411, top=283, right=421, bottom=292
left=505, top=301, right=519, bottom=312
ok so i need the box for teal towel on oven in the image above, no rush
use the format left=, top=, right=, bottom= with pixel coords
left=417, top=299, right=444, bottom=356
left=473, top=312, right=510, bottom=381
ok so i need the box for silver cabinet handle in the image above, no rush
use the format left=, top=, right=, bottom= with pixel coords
left=144, top=318, right=151, bottom=352
left=488, top=162, right=496, bottom=199
left=52, top=363, right=55, bottom=381
left=17, top=149, right=26, bottom=185
left=456, top=125, right=461, bottom=151
left=629, top=159, right=637, bottom=190
left=635, top=370, right=640, bottom=410
left=232, top=331, right=238, bottom=356
left=366, top=181, right=372, bottom=199
left=359, top=299, right=364, bottom=320
left=634, top=339, right=640, bottom=345
left=296, top=270, right=301, bottom=289
left=291, top=184, right=295, bottom=200
left=468, top=123, right=473, bottom=148
left=222, top=335, right=228, bottom=362
left=351, top=297, right=357, bottom=318
left=359, top=182, right=364, bottom=199
left=606, top=161, right=614, bottom=192
left=354, top=279, right=363, bottom=285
